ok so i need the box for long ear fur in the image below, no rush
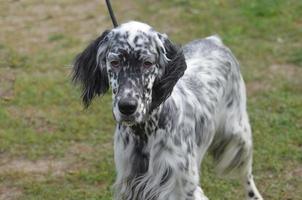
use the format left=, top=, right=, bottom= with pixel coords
left=72, top=30, right=110, bottom=107
left=151, top=37, right=187, bottom=110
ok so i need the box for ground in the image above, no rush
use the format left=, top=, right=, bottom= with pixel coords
left=0, top=0, right=301, bottom=199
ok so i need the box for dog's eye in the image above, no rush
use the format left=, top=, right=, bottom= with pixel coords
left=143, top=61, right=153, bottom=68
left=110, top=60, right=119, bottom=68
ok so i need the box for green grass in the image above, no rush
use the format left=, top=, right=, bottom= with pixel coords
left=0, top=0, right=301, bottom=199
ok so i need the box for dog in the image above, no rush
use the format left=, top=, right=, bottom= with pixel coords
left=73, top=21, right=263, bottom=200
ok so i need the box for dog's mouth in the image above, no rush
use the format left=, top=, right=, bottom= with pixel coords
left=121, top=120, right=136, bottom=126
left=120, top=115, right=136, bottom=125
left=112, top=111, right=139, bottom=126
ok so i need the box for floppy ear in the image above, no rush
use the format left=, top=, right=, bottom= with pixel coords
left=151, top=35, right=187, bottom=110
left=72, top=30, right=110, bottom=107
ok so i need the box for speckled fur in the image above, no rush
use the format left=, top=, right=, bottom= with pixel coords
left=73, top=21, right=263, bottom=200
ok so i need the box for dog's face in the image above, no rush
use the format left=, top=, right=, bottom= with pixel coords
left=73, top=21, right=186, bottom=125
left=105, top=22, right=164, bottom=124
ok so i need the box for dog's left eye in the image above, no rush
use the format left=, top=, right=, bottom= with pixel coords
left=110, top=60, right=120, bottom=68
left=143, top=61, right=153, bottom=68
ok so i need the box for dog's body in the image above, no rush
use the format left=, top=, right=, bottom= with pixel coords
left=73, top=21, right=263, bottom=200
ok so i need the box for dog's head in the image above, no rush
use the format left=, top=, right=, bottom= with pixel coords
left=73, top=21, right=186, bottom=125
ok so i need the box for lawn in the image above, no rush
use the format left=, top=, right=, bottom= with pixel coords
left=0, top=0, right=301, bottom=199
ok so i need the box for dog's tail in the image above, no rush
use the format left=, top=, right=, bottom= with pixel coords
left=206, top=35, right=224, bottom=47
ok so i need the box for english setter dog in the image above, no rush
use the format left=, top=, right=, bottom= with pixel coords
left=73, top=21, right=263, bottom=200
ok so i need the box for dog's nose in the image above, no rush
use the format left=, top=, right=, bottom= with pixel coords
left=118, top=98, right=138, bottom=116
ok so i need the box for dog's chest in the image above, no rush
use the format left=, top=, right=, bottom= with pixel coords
left=119, top=116, right=159, bottom=177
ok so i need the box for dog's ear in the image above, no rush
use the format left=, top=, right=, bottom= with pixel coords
left=151, top=34, right=187, bottom=110
left=72, top=30, right=111, bottom=107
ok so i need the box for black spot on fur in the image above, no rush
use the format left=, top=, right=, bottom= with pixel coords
left=133, top=35, right=139, bottom=44
left=124, top=134, right=129, bottom=147
left=186, top=190, right=194, bottom=197
left=208, top=80, right=220, bottom=88
left=210, top=136, right=233, bottom=165
left=248, top=191, right=255, bottom=198
left=227, top=99, right=233, bottom=108
left=158, top=99, right=177, bottom=130
left=131, top=123, right=148, bottom=140
left=131, top=137, right=149, bottom=177
left=160, top=166, right=173, bottom=186
left=195, top=116, right=205, bottom=146
left=173, top=135, right=181, bottom=146
left=229, top=144, right=244, bottom=168
left=187, top=143, right=193, bottom=154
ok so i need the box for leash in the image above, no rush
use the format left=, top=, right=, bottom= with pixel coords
left=105, top=0, right=118, bottom=27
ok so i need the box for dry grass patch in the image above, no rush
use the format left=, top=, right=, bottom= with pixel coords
left=0, top=186, right=22, bottom=200
left=268, top=64, right=302, bottom=81
left=0, top=158, right=68, bottom=177
left=7, top=106, right=58, bottom=134
left=246, top=64, right=302, bottom=96
left=0, top=0, right=110, bottom=55
left=0, top=68, right=15, bottom=101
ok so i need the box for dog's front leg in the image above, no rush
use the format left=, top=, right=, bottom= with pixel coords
left=146, top=128, right=208, bottom=200
left=113, top=125, right=135, bottom=200
left=193, top=186, right=209, bottom=200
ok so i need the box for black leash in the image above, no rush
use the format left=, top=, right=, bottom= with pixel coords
left=105, top=0, right=118, bottom=27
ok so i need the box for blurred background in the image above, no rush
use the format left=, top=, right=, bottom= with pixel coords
left=0, top=0, right=301, bottom=199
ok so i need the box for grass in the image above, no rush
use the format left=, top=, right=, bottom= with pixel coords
left=0, top=0, right=301, bottom=199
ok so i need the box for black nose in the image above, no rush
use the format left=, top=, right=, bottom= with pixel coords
left=118, top=97, right=138, bottom=115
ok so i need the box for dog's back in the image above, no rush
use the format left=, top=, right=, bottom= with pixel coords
left=171, top=36, right=251, bottom=175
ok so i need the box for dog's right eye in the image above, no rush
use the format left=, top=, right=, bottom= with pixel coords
left=143, top=61, right=153, bottom=68
left=110, top=60, right=120, bottom=68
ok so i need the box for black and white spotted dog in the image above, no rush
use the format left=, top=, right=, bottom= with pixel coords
left=73, top=21, right=263, bottom=200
